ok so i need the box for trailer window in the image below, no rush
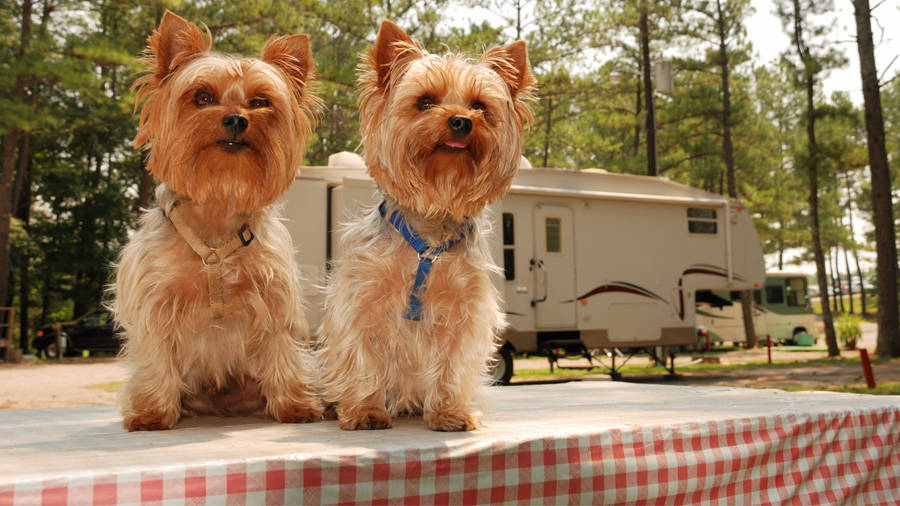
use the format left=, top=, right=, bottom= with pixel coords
left=502, top=213, right=514, bottom=246
left=687, top=208, right=717, bottom=235
left=503, top=249, right=515, bottom=281
left=766, top=285, right=784, bottom=304
left=502, top=213, right=515, bottom=281
left=545, top=217, right=562, bottom=253
left=786, top=278, right=806, bottom=306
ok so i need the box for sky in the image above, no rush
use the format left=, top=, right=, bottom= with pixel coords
left=460, top=0, right=898, bottom=276
left=746, top=0, right=900, bottom=104
left=745, top=0, right=899, bottom=274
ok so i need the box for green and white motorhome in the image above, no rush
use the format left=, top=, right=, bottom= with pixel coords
left=695, top=272, right=818, bottom=345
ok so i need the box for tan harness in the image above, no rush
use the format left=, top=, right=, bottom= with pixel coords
left=166, top=201, right=255, bottom=319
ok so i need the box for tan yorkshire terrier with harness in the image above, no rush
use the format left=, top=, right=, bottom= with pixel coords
left=318, top=21, right=535, bottom=431
left=113, top=12, right=323, bottom=430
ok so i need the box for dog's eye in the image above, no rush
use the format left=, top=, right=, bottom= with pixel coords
left=194, top=90, right=214, bottom=107
left=471, top=101, right=486, bottom=111
left=249, top=98, right=270, bottom=109
left=416, top=96, right=435, bottom=111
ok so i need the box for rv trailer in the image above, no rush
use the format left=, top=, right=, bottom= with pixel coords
left=695, top=272, right=817, bottom=346
left=280, top=153, right=766, bottom=383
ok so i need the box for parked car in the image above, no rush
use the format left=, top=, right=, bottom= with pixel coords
left=35, top=308, right=120, bottom=358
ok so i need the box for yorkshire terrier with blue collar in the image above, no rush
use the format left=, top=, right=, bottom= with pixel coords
left=318, top=20, right=535, bottom=431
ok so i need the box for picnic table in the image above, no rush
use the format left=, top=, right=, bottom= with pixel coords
left=1, top=381, right=897, bottom=504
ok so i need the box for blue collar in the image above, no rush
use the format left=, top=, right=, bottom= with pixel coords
left=379, top=201, right=469, bottom=320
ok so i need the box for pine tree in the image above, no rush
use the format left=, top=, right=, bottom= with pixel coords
left=775, top=0, right=846, bottom=356
left=852, top=0, right=900, bottom=356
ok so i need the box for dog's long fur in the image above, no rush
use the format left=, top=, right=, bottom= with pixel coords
left=317, top=20, right=535, bottom=431
left=112, top=11, right=323, bottom=430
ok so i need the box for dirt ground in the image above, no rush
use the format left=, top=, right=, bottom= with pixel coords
left=0, top=359, right=126, bottom=410
left=513, top=321, right=899, bottom=389
left=0, top=323, right=896, bottom=411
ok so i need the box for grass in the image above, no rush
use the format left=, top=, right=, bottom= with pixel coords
left=512, top=355, right=900, bottom=389
left=812, top=294, right=878, bottom=318
left=86, top=381, right=122, bottom=392
left=676, top=355, right=897, bottom=372
left=777, top=345, right=829, bottom=352
left=780, top=382, right=900, bottom=396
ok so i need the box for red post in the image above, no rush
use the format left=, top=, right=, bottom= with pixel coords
left=860, top=349, right=876, bottom=389
left=705, top=332, right=710, bottom=353
left=766, top=334, right=772, bottom=365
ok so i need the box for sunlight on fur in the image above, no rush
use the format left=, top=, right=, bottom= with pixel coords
left=318, top=20, right=536, bottom=432
left=111, top=11, right=323, bottom=431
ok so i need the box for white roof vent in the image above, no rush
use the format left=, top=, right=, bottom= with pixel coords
left=328, top=151, right=366, bottom=168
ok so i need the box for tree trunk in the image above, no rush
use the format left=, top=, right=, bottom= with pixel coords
left=844, top=173, right=866, bottom=315
left=833, top=246, right=845, bottom=313
left=542, top=96, right=553, bottom=167
left=791, top=0, right=838, bottom=355
left=825, top=249, right=835, bottom=311
left=16, top=160, right=31, bottom=352
left=777, top=219, right=785, bottom=270
left=0, top=130, right=20, bottom=310
left=0, top=0, right=33, bottom=310
left=640, top=4, right=657, bottom=176
left=715, top=0, right=756, bottom=347
left=842, top=220, right=855, bottom=314
left=853, top=0, right=900, bottom=356
left=633, top=75, right=642, bottom=157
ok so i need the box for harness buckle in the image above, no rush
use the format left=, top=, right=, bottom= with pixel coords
left=238, top=224, right=255, bottom=246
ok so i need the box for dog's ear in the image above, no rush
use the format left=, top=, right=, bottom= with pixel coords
left=146, top=11, right=211, bottom=81
left=369, top=19, right=424, bottom=87
left=480, top=40, right=535, bottom=99
left=262, top=34, right=315, bottom=93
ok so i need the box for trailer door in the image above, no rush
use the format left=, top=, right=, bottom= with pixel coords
left=533, top=205, right=576, bottom=328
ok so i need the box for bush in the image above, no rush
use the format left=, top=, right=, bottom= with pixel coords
left=836, top=314, right=862, bottom=350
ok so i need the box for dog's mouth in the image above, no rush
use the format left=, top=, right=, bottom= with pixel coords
left=438, top=140, right=469, bottom=153
left=216, top=139, right=250, bottom=153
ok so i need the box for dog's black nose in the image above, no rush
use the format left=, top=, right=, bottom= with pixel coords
left=448, top=115, right=472, bottom=135
left=222, top=114, right=249, bottom=136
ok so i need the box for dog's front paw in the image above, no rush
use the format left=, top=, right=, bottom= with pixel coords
left=270, top=397, right=324, bottom=423
left=123, top=408, right=179, bottom=431
left=424, top=409, right=481, bottom=432
left=338, top=405, right=393, bottom=430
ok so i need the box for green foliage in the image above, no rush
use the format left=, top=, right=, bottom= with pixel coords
left=835, top=313, right=862, bottom=348
left=0, top=0, right=891, bottom=353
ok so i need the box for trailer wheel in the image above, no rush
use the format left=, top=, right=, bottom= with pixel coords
left=490, top=347, right=514, bottom=386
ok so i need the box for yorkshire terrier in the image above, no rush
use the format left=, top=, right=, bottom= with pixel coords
left=112, top=11, right=323, bottom=430
left=318, top=20, right=535, bottom=431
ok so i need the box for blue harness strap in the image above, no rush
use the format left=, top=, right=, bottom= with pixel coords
left=379, top=201, right=468, bottom=321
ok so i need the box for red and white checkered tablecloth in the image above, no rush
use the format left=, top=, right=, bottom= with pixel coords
left=1, top=383, right=898, bottom=505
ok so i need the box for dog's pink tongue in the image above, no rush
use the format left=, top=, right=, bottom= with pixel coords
left=444, top=140, right=467, bottom=149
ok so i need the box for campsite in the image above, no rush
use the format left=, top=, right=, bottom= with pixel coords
left=2, top=0, right=900, bottom=503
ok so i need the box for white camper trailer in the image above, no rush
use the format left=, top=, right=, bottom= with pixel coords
left=280, top=153, right=766, bottom=382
